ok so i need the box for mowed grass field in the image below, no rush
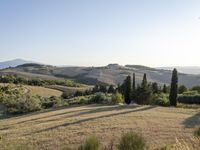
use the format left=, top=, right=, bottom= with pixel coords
left=0, top=105, right=199, bottom=150
left=25, top=85, right=62, bottom=97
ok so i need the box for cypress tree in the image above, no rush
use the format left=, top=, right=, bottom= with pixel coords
left=136, top=74, right=152, bottom=104
left=163, top=84, right=167, bottom=93
left=152, top=82, right=159, bottom=94
left=124, top=75, right=132, bottom=104
left=141, top=73, right=147, bottom=88
left=132, top=73, right=136, bottom=100
left=169, top=68, right=178, bottom=106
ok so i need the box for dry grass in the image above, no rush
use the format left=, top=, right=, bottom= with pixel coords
left=26, top=85, right=62, bottom=97
left=46, top=85, right=93, bottom=94
left=0, top=105, right=199, bottom=150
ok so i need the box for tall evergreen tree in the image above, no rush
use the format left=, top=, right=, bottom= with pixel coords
left=141, top=73, right=147, bottom=88
left=136, top=74, right=152, bottom=104
left=124, top=75, right=132, bottom=104
left=163, top=84, right=167, bottom=93
left=132, top=73, right=136, bottom=100
left=152, top=82, right=159, bottom=94
left=169, top=68, right=178, bottom=106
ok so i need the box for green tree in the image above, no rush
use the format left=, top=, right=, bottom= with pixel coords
left=141, top=73, right=147, bottom=88
left=169, top=68, right=178, bottom=106
left=136, top=74, right=152, bottom=104
left=178, top=85, right=187, bottom=94
left=99, top=85, right=107, bottom=93
left=163, top=84, right=167, bottom=93
left=108, top=85, right=115, bottom=93
left=152, top=82, right=159, bottom=94
left=132, top=73, right=136, bottom=100
left=191, top=86, right=200, bottom=93
left=124, top=76, right=132, bottom=104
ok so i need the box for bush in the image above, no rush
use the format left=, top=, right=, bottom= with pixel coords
left=151, top=93, right=170, bottom=106
left=118, top=132, right=146, bottom=150
left=191, top=86, right=200, bottom=93
left=111, top=92, right=123, bottom=104
left=78, top=135, right=100, bottom=150
left=194, top=127, right=200, bottom=137
left=41, top=96, right=62, bottom=109
left=61, top=92, right=73, bottom=99
left=4, top=95, right=42, bottom=114
left=0, top=85, right=63, bottom=114
left=91, top=93, right=111, bottom=104
left=177, top=95, right=200, bottom=104
left=181, top=90, right=199, bottom=96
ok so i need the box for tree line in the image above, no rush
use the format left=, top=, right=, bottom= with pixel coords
left=119, top=69, right=178, bottom=106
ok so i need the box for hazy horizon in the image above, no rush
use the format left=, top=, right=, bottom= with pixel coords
left=1, top=0, right=200, bottom=67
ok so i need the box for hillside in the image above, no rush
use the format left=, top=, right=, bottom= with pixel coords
left=0, top=59, right=35, bottom=69
left=158, top=66, right=200, bottom=75
left=0, top=105, right=199, bottom=150
left=1, top=63, right=200, bottom=87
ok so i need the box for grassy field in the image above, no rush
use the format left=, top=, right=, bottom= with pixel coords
left=0, top=83, right=62, bottom=98
left=25, top=85, right=62, bottom=98
left=0, top=105, right=199, bottom=150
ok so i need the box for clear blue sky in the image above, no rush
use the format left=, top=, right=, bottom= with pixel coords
left=0, top=0, right=200, bottom=67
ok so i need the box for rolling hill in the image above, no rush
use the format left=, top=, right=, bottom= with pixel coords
left=158, top=66, right=200, bottom=75
left=1, top=63, right=200, bottom=87
left=0, top=59, right=35, bottom=69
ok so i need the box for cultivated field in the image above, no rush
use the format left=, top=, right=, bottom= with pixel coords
left=0, top=105, right=199, bottom=150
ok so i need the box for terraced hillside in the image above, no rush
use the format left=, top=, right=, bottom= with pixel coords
left=0, top=105, right=199, bottom=150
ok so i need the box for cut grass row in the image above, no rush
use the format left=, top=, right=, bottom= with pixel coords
left=0, top=105, right=199, bottom=150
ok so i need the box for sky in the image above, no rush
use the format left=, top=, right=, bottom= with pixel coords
left=0, top=0, right=200, bottom=67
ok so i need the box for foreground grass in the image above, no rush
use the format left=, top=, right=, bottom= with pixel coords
left=0, top=105, right=199, bottom=150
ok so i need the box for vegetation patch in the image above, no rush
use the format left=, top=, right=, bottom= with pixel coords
left=78, top=135, right=100, bottom=150
left=117, top=132, right=146, bottom=150
left=194, top=127, right=200, bottom=137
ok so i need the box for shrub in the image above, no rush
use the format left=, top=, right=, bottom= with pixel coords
left=151, top=93, right=170, bottom=106
left=194, top=127, right=200, bottom=137
left=4, top=95, right=42, bottom=114
left=0, top=85, right=63, bottom=114
left=191, top=86, right=200, bottom=93
left=41, top=96, right=62, bottom=109
left=78, top=135, right=100, bottom=150
left=61, top=92, right=71, bottom=99
left=181, top=90, right=199, bottom=96
left=91, top=93, right=111, bottom=104
left=177, top=95, right=200, bottom=104
left=118, top=132, right=146, bottom=150
left=111, top=92, right=123, bottom=104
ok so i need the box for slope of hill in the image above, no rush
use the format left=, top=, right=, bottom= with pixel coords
left=158, top=66, right=200, bottom=75
left=1, top=63, right=200, bottom=87
left=0, top=59, right=35, bottom=69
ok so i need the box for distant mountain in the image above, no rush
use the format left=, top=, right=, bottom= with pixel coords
left=0, top=59, right=35, bottom=69
left=1, top=63, right=200, bottom=87
left=157, top=66, right=200, bottom=75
